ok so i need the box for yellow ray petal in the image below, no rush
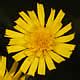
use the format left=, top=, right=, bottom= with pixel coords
left=44, top=52, right=56, bottom=70
left=0, top=56, right=6, bottom=77
left=19, top=11, right=32, bottom=25
left=12, top=51, right=26, bottom=62
left=53, top=22, right=63, bottom=33
left=37, top=3, right=45, bottom=27
left=5, top=29, right=24, bottom=38
left=28, top=57, right=39, bottom=76
left=27, top=10, right=40, bottom=27
left=55, top=9, right=65, bottom=22
left=55, top=33, right=75, bottom=42
left=13, top=49, right=34, bottom=62
left=24, top=49, right=34, bottom=57
left=49, top=10, right=65, bottom=33
left=65, top=44, right=76, bottom=50
left=57, top=43, right=75, bottom=50
left=48, top=22, right=62, bottom=34
left=49, top=51, right=65, bottom=63
left=14, top=25, right=26, bottom=34
left=13, top=70, right=22, bottom=79
left=8, top=38, right=26, bottom=45
left=38, top=55, right=45, bottom=75
left=53, top=43, right=75, bottom=58
left=9, top=62, right=18, bottom=76
left=46, top=8, right=55, bottom=27
left=4, top=71, right=12, bottom=80
left=55, top=22, right=72, bottom=37
left=7, top=45, right=25, bottom=54
left=20, top=56, right=34, bottom=73
left=15, top=17, right=34, bottom=32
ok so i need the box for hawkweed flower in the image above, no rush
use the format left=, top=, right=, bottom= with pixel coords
left=0, top=56, right=25, bottom=80
left=5, top=3, right=75, bottom=76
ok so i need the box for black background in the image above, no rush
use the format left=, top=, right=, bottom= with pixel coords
left=0, top=0, right=80, bottom=80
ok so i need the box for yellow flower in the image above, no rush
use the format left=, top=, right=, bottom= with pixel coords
left=0, top=56, right=6, bottom=79
left=5, top=3, right=75, bottom=76
left=0, top=56, right=25, bottom=80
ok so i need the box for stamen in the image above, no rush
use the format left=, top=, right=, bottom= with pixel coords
left=27, top=28, right=54, bottom=52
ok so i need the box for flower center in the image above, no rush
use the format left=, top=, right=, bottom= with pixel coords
left=30, top=28, right=54, bottom=51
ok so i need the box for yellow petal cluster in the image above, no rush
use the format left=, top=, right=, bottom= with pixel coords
left=5, top=3, right=75, bottom=76
left=0, top=56, right=25, bottom=80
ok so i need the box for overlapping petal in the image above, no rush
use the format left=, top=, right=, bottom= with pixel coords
left=0, top=56, right=25, bottom=80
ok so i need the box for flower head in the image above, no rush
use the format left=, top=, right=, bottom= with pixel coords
left=5, top=3, right=75, bottom=76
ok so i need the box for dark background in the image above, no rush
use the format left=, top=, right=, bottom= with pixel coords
left=0, top=0, right=80, bottom=80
